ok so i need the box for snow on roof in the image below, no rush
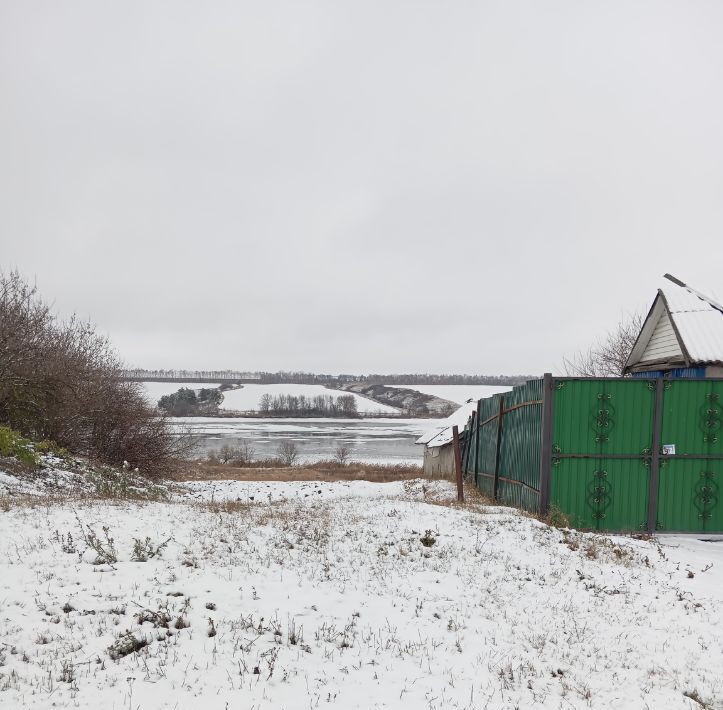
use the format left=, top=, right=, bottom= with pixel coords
left=625, top=275, right=723, bottom=372
left=660, top=279, right=723, bottom=364
left=416, top=399, right=478, bottom=448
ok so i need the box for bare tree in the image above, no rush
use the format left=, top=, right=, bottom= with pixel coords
left=564, top=312, right=643, bottom=377
left=258, top=393, right=272, bottom=413
left=278, top=440, right=299, bottom=466
left=334, top=444, right=352, bottom=465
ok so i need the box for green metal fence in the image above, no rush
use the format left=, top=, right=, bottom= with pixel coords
left=460, top=375, right=723, bottom=533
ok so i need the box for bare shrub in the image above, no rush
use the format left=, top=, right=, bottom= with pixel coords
left=333, top=444, right=352, bottom=466
left=0, top=271, right=191, bottom=476
left=278, top=440, right=299, bottom=466
left=218, top=441, right=255, bottom=466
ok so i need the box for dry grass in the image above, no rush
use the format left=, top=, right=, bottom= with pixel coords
left=170, top=460, right=435, bottom=484
left=415, top=479, right=496, bottom=511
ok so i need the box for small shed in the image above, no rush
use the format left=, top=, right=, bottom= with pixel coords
left=624, top=274, right=723, bottom=378
left=417, top=400, right=478, bottom=476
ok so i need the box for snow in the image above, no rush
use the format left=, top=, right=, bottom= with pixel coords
left=389, top=384, right=512, bottom=405
left=416, top=400, right=481, bottom=447
left=661, top=280, right=723, bottom=364
left=219, top=383, right=400, bottom=414
left=1, top=476, right=722, bottom=709
left=411, top=387, right=512, bottom=448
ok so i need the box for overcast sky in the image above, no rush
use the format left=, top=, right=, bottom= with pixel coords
left=2, top=1, right=722, bottom=375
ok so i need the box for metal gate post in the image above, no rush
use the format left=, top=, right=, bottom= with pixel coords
left=538, top=373, right=554, bottom=516
left=647, top=377, right=664, bottom=534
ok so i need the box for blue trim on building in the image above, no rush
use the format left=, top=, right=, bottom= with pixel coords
left=632, top=367, right=707, bottom=379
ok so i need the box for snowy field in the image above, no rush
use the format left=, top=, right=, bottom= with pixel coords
left=220, top=384, right=400, bottom=414
left=389, top=384, right=513, bottom=405
left=140, top=383, right=399, bottom=415
left=1, top=478, right=722, bottom=710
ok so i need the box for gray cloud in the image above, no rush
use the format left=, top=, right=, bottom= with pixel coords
left=2, top=1, right=722, bottom=374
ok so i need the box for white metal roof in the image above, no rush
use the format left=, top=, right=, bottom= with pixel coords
left=661, top=282, right=723, bottom=364
left=625, top=276, right=723, bottom=372
left=416, top=399, right=478, bottom=448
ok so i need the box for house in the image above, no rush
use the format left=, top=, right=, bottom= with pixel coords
left=623, top=274, right=723, bottom=378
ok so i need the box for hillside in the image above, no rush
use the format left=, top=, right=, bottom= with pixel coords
left=341, top=382, right=457, bottom=417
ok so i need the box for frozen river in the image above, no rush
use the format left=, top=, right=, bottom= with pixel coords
left=174, top=417, right=440, bottom=465
left=161, top=385, right=511, bottom=465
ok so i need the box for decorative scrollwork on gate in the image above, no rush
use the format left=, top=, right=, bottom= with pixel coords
left=591, top=393, right=615, bottom=444
left=587, top=470, right=611, bottom=526
left=700, top=393, right=721, bottom=445
left=693, top=471, right=718, bottom=524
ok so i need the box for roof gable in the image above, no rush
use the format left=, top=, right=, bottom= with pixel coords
left=639, top=304, right=685, bottom=365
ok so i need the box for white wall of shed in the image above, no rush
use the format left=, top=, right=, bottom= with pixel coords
left=639, top=307, right=684, bottom=365
left=423, top=444, right=455, bottom=477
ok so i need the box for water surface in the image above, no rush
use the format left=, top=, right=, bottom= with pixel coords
left=175, top=417, right=438, bottom=465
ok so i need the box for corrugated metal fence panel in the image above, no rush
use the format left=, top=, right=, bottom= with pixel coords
left=656, top=459, right=723, bottom=532
left=550, top=458, right=650, bottom=532
left=461, top=416, right=476, bottom=478
left=497, top=379, right=543, bottom=513
left=660, top=379, right=723, bottom=456
left=459, top=376, right=722, bottom=532
left=471, top=395, right=501, bottom=497
left=552, top=379, right=655, bottom=456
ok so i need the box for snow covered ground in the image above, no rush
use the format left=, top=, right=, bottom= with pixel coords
left=389, top=384, right=512, bottom=405
left=1, top=477, right=722, bottom=710
left=220, top=384, right=400, bottom=414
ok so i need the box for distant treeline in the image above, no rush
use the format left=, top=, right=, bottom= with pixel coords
left=259, top=393, right=358, bottom=417
left=124, top=369, right=258, bottom=381
left=125, top=369, right=533, bottom=386
left=344, top=374, right=533, bottom=386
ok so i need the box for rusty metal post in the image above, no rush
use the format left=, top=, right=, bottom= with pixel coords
left=452, top=425, right=464, bottom=503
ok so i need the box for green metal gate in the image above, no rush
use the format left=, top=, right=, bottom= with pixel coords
left=460, top=375, right=723, bottom=533
left=656, top=380, right=723, bottom=532
left=550, top=378, right=655, bottom=532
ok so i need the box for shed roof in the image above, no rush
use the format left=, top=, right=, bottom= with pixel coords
left=624, top=275, right=723, bottom=373
left=416, top=399, right=478, bottom=448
